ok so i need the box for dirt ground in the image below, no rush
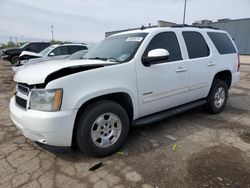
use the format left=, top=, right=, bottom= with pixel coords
left=240, top=55, right=250, bottom=64
left=0, top=59, right=250, bottom=188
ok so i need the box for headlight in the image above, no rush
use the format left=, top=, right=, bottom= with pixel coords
left=30, top=89, right=63, bottom=111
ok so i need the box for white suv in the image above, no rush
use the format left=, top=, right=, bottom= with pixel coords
left=10, top=26, right=240, bottom=157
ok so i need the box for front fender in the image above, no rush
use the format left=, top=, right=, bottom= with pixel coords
left=46, top=61, right=140, bottom=119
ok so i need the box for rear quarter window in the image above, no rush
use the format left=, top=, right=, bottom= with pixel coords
left=207, top=32, right=236, bottom=54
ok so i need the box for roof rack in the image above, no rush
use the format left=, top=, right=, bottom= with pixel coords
left=171, top=24, right=220, bottom=30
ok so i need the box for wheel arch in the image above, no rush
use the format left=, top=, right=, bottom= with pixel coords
left=212, top=70, right=232, bottom=89
left=71, top=92, right=134, bottom=147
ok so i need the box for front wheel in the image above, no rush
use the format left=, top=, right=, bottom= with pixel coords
left=76, top=100, right=129, bottom=157
left=206, top=79, right=228, bottom=114
left=10, top=56, right=19, bottom=64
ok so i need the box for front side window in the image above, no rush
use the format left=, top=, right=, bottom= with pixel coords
left=143, top=32, right=182, bottom=62
left=51, top=46, right=69, bottom=56
left=85, top=33, right=147, bottom=62
left=39, top=46, right=56, bottom=56
left=183, top=31, right=210, bottom=59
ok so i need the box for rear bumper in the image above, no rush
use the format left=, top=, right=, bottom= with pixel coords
left=231, top=71, right=240, bottom=87
left=9, top=96, right=78, bottom=147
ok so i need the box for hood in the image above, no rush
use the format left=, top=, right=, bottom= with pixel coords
left=14, top=59, right=115, bottom=85
left=3, top=47, right=21, bottom=54
left=19, top=51, right=42, bottom=59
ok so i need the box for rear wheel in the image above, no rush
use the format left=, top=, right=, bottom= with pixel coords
left=76, top=100, right=129, bottom=157
left=206, top=79, right=228, bottom=114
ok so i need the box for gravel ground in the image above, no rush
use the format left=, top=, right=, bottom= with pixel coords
left=0, top=60, right=250, bottom=188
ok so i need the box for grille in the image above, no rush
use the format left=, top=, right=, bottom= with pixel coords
left=16, top=95, right=27, bottom=109
left=17, top=83, right=33, bottom=95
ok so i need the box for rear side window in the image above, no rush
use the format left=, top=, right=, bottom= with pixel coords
left=182, top=31, right=210, bottom=59
left=69, top=45, right=88, bottom=54
left=144, top=32, right=182, bottom=62
left=207, top=32, right=236, bottom=54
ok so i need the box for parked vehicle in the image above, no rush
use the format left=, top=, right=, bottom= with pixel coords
left=10, top=26, right=240, bottom=157
left=12, top=49, right=88, bottom=72
left=17, top=43, right=88, bottom=66
left=1, top=42, right=50, bottom=64
left=66, top=49, right=88, bottom=60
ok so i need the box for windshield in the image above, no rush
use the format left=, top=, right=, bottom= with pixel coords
left=85, top=33, right=147, bottom=62
left=67, top=50, right=88, bottom=60
left=19, top=43, right=28, bottom=49
left=39, top=45, right=56, bottom=56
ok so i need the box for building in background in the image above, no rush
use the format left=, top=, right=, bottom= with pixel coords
left=105, top=20, right=176, bottom=38
left=105, top=18, right=250, bottom=55
left=193, top=18, right=250, bottom=55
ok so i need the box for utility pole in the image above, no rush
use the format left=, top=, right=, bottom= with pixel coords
left=51, top=25, right=54, bottom=41
left=183, top=0, right=187, bottom=24
left=10, top=36, right=12, bottom=47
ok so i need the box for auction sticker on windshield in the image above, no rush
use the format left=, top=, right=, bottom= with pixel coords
left=126, top=37, right=143, bottom=42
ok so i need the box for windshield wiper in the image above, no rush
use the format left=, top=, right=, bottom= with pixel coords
left=88, top=57, right=107, bottom=61
left=106, top=57, right=121, bottom=63
left=88, top=57, right=121, bottom=63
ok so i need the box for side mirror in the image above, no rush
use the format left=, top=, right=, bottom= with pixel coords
left=142, top=48, right=169, bottom=66
left=49, top=52, right=55, bottom=57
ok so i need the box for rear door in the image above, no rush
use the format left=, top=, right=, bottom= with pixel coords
left=136, top=31, right=189, bottom=117
left=182, top=31, right=212, bottom=101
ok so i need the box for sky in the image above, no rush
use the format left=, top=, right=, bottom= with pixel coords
left=0, top=0, right=250, bottom=44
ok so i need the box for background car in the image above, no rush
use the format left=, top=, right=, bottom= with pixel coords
left=12, top=49, right=89, bottom=72
left=1, top=42, right=50, bottom=64
left=17, top=43, right=88, bottom=66
left=66, top=49, right=88, bottom=60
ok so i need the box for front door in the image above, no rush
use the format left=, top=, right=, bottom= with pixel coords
left=136, top=32, right=189, bottom=117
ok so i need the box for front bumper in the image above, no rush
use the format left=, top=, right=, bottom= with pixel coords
left=9, top=96, right=78, bottom=147
left=1, top=54, right=9, bottom=60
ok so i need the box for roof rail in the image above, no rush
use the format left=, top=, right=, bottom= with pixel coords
left=171, top=24, right=220, bottom=30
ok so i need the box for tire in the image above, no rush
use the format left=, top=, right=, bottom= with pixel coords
left=76, top=100, right=129, bottom=157
left=11, top=56, right=19, bottom=64
left=206, top=79, right=228, bottom=114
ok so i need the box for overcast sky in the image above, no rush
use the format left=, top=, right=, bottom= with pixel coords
left=0, top=0, right=250, bottom=44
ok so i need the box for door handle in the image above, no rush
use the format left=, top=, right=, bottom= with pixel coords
left=175, top=67, right=187, bottom=73
left=207, top=61, right=216, bottom=66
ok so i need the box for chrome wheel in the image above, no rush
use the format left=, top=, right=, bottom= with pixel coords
left=214, top=87, right=225, bottom=108
left=91, top=113, right=122, bottom=148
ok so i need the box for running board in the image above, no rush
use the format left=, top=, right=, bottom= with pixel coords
left=132, top=99, right=207, bottom=127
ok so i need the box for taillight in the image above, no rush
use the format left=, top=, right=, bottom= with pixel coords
left=237, top=53, right=240, bottom=72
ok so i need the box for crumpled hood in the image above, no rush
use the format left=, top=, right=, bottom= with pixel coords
left=14, top=59, right=115, bottom=85
left=19, top=51, right=42, bottom=58
left=2, top=47, right=21, bottom=54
